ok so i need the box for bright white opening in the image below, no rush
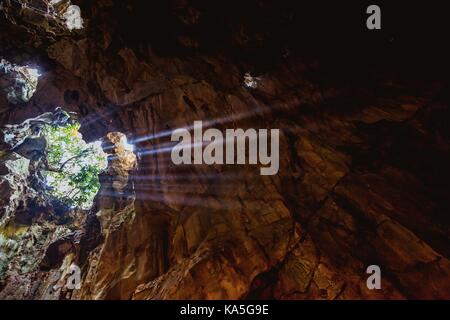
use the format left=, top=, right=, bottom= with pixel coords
left=243, top=72, right=261, bottom=89
left=62, top=5, right=84, bottom=30
left=121, top=136, right=135, bottom=152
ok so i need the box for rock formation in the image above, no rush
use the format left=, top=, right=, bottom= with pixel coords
left=0, top=1, right=449, bottom=300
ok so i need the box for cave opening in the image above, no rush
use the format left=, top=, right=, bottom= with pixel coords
left=42, top=120, right=107, bottom=210
left=0, top=107, right=139, bottom=284
left=2, top=108, right=108, bottom=212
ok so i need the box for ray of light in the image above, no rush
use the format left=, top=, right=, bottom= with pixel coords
left=98, top=190, right=247, bottom=209
left=136, top=128, right=259, bottom=158
left=128, top=96, right=271, bottom=145
left=131, top=174, right=238, bottom=181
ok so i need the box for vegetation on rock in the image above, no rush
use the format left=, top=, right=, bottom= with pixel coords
left=43, top=122, right=107, bottom=209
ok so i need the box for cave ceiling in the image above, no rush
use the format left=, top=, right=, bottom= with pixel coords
left=0, top=0, right=449, bottom=301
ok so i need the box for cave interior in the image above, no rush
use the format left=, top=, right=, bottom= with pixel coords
left=0, top=0, right=449, bottom=300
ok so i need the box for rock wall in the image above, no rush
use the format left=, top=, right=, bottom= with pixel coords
left=0, top=0, right=449, bottom=299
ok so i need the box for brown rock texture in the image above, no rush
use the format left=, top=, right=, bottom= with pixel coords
left=0, top=1, right=449, bottom=300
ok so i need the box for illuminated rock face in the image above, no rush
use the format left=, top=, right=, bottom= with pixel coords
left=102, top=132, right=137, bottom=193
left=0, top=0, right=83, bottom=39
left=0, top=59, right=39, bottom=104
left=0, top=153, right=30, bottom=227
left=62, top=5, right=83, bottom=31
left=0, top=1, right=450, bottom=300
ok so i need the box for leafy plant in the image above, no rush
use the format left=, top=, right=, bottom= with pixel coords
left=42, top=122, right=107, bottom=209
left=0, top=234, right=19, bottom=279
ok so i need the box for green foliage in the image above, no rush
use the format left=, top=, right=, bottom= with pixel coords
left=0, top=234, right=19, bottom=279
left=43, top=122, right=107, bottom=209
